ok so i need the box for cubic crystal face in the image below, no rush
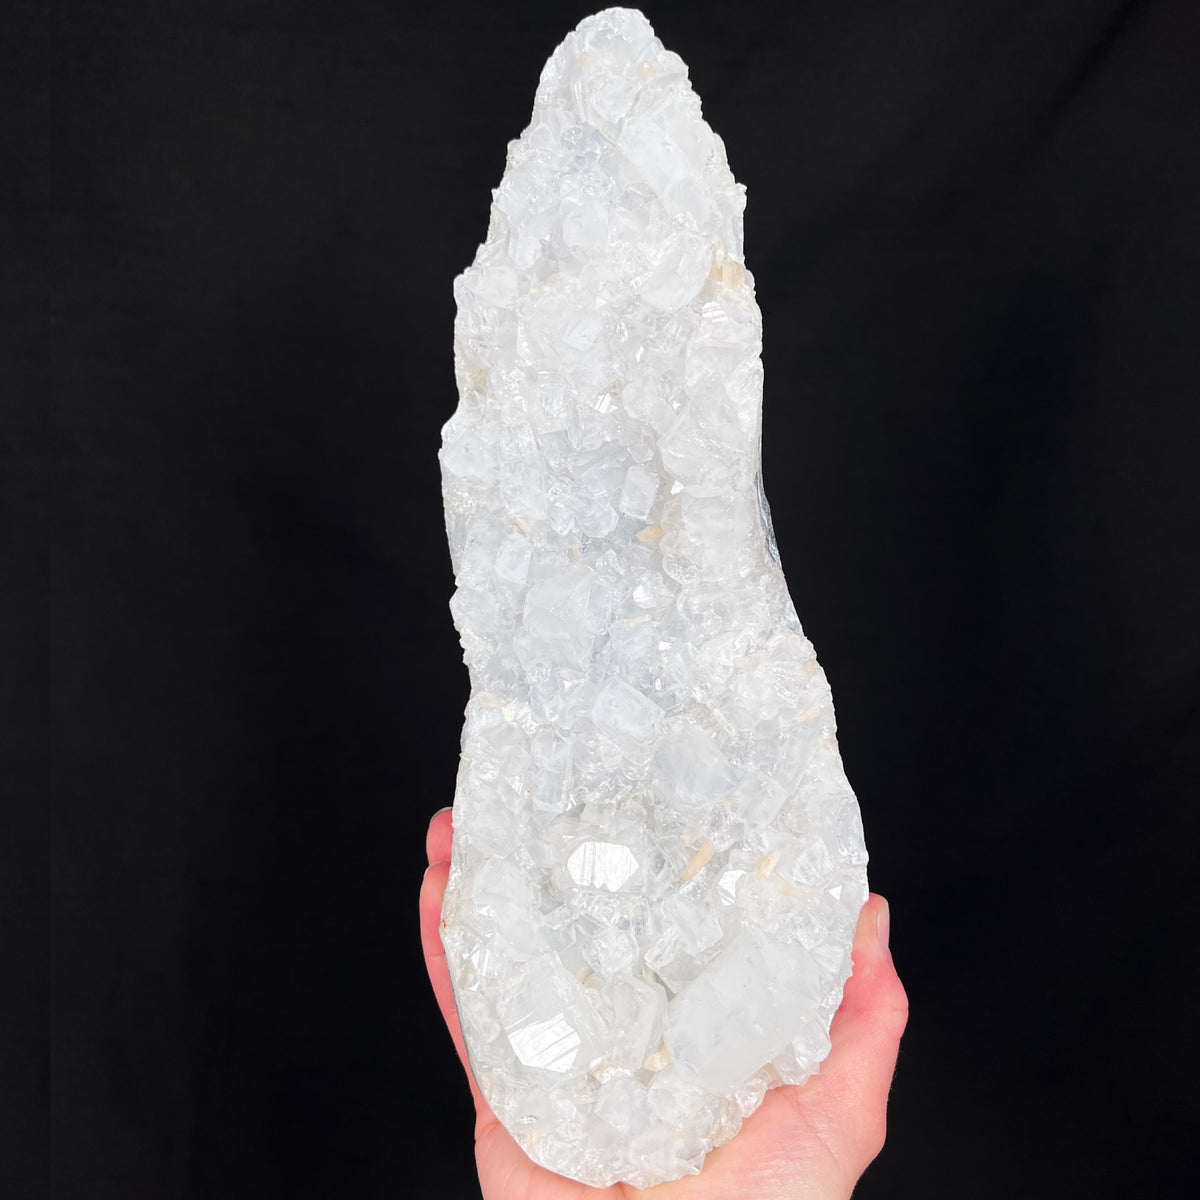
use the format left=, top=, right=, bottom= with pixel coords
left=439, top=7, right=867, bottom=1188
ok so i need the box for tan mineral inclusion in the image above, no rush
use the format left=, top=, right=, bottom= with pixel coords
left=438, top=8, right=868, bottom=1187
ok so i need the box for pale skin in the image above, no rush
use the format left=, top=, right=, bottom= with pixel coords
left=421, top=807, right=908, bottom=1200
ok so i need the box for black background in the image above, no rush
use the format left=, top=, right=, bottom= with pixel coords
left=44, top=1, right=1199, bottom=1197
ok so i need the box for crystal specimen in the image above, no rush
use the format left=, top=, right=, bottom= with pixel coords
left=438, top=7, right=868, bottom=1188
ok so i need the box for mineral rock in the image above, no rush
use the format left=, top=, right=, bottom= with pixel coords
left=438, top=8, right=868, bottom=1187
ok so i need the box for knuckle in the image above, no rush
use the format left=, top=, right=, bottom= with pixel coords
left=879, top=975, right=910, bottom=1034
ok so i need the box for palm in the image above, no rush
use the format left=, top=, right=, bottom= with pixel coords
left=420, top=809, right=907, bottom=1200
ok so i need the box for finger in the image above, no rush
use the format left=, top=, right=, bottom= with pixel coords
left=798, top=893, right=908, bottom=1169
left=418, top=859, right=491, bottom=1118
left=426, top=807, right=454, bottom=867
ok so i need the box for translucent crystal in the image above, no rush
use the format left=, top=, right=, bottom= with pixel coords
left=439, top=7, right=867, bottom=1188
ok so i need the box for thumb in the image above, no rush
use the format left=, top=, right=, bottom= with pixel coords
left=789, top=893, right=909, bottom=1173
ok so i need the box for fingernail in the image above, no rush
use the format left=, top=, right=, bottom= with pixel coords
left=876, top=899, right=890, bottom=952
left=433, top=806, right=453, bottom=819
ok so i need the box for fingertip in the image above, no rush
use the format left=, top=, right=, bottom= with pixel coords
left=850, top=893, right=894, bottom=975
left=837, top=893, right=908, bottom=1035
left=861, top=892, right=889, bottom=941
left=426, top=806, right=454, bottom=867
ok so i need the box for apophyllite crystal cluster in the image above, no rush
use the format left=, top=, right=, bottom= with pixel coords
left=438, top=8, right=868, bottom=1188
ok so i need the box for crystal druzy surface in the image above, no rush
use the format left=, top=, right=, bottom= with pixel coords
left=438, top=8, right=868, bottom=1187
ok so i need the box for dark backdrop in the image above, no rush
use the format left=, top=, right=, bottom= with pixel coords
left=46, top=1, right=1199, bottom=1197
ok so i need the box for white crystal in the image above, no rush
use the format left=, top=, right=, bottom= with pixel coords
left=664, top=929, right=822, bottom=1094
left=566, top=840, right=642, bottom=892
left=439, top=7, right=868, bottom=1188
left=618, top=463, right=659, bottom=520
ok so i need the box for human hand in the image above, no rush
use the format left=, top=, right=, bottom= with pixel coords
left=420, top=808, right=907, bottom=1199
